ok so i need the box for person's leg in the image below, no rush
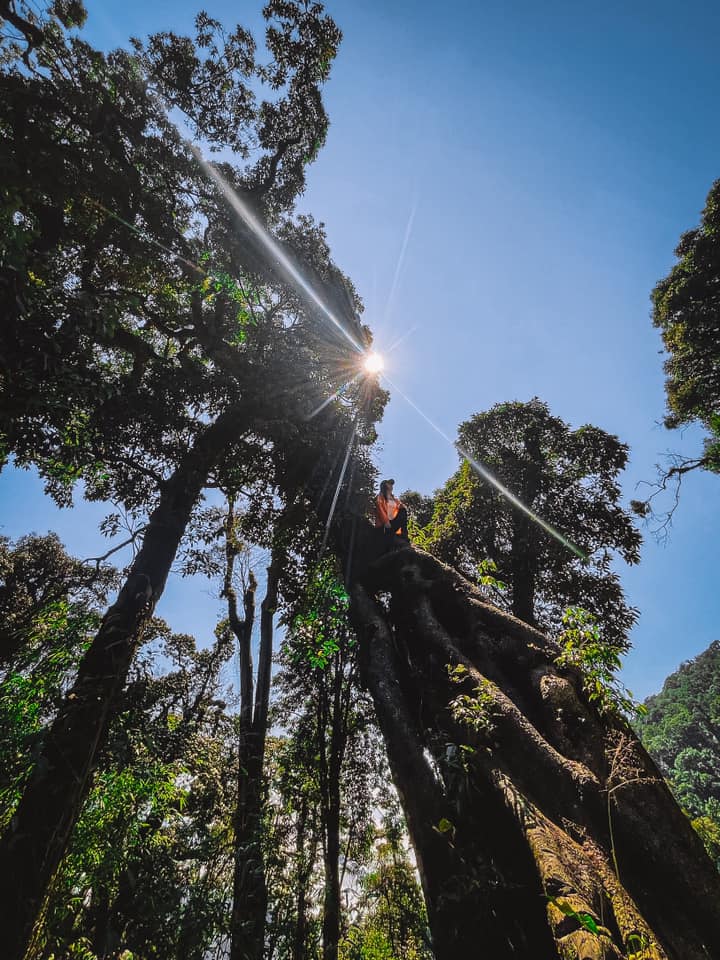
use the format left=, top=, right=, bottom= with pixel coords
left=389, top=506, right=408, bottom=539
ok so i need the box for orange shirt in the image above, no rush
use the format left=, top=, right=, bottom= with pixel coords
left=375, top=494, right=403, bottom=532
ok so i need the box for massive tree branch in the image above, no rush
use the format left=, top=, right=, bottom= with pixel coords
left=349, top=534, right=720, bottom=960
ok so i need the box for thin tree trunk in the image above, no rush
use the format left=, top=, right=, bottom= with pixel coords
left=509, top=437, right=540, bottom=625
left=229, top=550, right=280, bottom=960
left=321, top=792, right=341, bottom=960
left=350, top=542, right=720, bottom=960
left=510, top=515, right=536, bottom=625
left=321, top=662, right=345, bottom=960
left=0, top=405, right=246, bottom=960
left=317, top=651, right=348, bottom=960
left=292, top=800, right=316, bottom=960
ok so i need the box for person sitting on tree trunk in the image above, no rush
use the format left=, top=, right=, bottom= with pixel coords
left=375, top=478, right=409, bottom=542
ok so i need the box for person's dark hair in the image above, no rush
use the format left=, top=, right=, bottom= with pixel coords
left=379, top=478, right=395, bottom=499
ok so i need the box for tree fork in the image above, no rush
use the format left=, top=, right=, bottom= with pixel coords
left=349, top=541, right=720, bottom=960
left=0, top=403, right=249, bottom=960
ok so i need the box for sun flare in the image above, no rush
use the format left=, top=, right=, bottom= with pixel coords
left=364, top=351, right=384, bottom=375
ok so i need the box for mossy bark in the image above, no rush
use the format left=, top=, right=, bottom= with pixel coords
left=350, top=541, right=720, bottom=960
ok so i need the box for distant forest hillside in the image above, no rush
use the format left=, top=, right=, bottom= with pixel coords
left=636, top=640, right=720, bottom=867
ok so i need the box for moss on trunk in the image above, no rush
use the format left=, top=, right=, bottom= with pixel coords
left=350, top=540, right=720, bottom=960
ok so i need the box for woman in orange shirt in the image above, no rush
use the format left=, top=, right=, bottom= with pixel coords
left=375, top=478, right=408, bottom=541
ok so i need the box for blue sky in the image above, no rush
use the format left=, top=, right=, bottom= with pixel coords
left=2, top=0, right=719, bottom=697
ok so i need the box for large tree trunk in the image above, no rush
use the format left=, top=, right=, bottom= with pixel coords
left=350, top=543, right=720, bottom=960
left=0, top=405, right=246, bottom=960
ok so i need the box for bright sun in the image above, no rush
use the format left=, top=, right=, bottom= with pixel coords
left=364, top=351, right=384, bottom=375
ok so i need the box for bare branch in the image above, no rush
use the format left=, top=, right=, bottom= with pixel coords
left=632, top=453, right=708, bottom=543
left=81, top=527, right=147, bottom=571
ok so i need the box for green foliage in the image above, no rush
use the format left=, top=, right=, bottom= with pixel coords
left=39, top=626, right=237, bottom=959
left=411, top=399, right=640, bottom=649
left=447, top=663, right=496, bottom=734
left=340, top=927, right=395, bottom=960
left=555, top=607, right=644, bottom=718
left=340, top=828, right=431, bottom=960
left=635, top=640, right=720, bottom=868
left=652, top=178, right=720, bottom=474
left=476, top=558, right=507, bottom=593
left=291, top=562, right=351, bottom=669
left=0, top=534, right=112, bottom=827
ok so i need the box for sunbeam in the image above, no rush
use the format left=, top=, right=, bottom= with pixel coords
left=306, top=371, right=364, bottom=421
left=188, top=145, right=365, bottom=356
left=320, top=415, right=358, bottom=555
left=382, top=373, right=589, bottom=562
left=384, top=198, right=417, bottom=324
left=384, top=323, right=418, bottom=355
left=86, top=198, right=205, bottom=275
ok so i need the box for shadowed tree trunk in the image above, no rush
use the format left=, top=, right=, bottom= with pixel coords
left=292, top=800, right=317, bottom=960
left=507, top=429, right=541, bottom=625
left=319, top=664, right=344, bottom=960
left=349, top=541, right=720, bottom=960
left=0, top=404, right=249, bottom=960
left=225, top=505, right=280, bottom=960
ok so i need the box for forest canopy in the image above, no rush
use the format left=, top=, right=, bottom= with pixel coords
left=2, top=1, right=720, bottom=960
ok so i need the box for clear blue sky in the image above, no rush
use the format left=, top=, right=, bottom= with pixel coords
left=2, top=0, right=719, bottom=697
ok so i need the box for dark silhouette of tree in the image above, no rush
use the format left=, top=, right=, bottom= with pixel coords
left=0, top=533, right=117, bottom=669
left=636, top=640, right=720, bottom=869
left=275, top=562, right=380, bottom=960
left=218, top=498, right=281, bottom=960
left=412, top=399, right=640, bottom=649
left=350, top=540, right=720, bottom=960
left=0, top=4, right=383, bottom=955
left=651, top=178, right=720, bottom=482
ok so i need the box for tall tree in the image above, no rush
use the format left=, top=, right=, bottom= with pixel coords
left=413, top=399, right=641, bottom=648
left=650, top=178, right=720, bottom=491
left=219, top=498, right=282, bottom=960
left=0, top=4, right=383, bottom=955
left=635, top=640, right=720, bottom=868
left=276, top=562, right=379, bottom=960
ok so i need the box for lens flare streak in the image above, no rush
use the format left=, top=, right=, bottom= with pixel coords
left=189, top=146, right=364, bottom=355
left=85, top=76, right=584, bottom=564
left=384, top=323, right=418, bottom=355
left=306, top=371, right=364, bottom=421
left=384, top=199, right=417, bottom=324
left=320, top=416, right=358, bottom=555
left=382, top=374, right=588, bottom=562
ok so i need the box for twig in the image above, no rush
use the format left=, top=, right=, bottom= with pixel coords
left=82, top=528, right=147, bottom=570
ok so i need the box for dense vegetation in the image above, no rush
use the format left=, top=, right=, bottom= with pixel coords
left=652, top=179, right=720, bottom=481
left=405, top=399, right=641, bottom=649
left=636, top=641, right=720, bottom=869
left=2, top=1, right=720, bottom=959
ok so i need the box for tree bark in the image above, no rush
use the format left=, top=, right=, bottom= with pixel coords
left=508, top=434, right=541, bottom=625
left=320, top=670, right=343, bottom=960
left=0, top=404, right=247, bottom=960
left=292, top=800, right=317, bottom=960
left=350, top=541, right=720, bottom=960
left=229, top=552, right=280, bottom=960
